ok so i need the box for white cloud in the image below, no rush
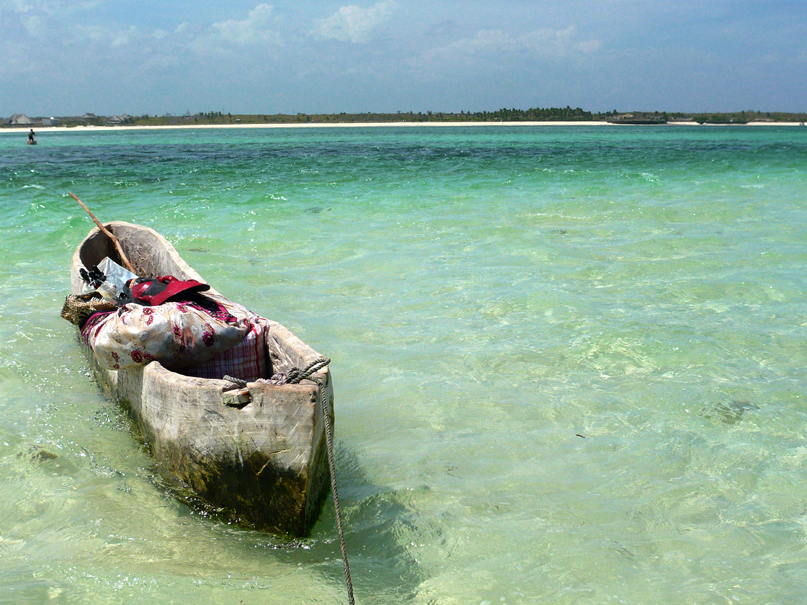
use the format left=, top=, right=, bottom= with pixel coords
left=111, top=25, right=138, bottom=48
left=408, top=25, right=601, bottom=73
left=73, top=24, right=106, bottom=43
left=8, top=0, right=34, bottom=12
left=212, top=3, right=280, bottom=45
left=520, top=25, right=601, bottom=56
left=61, top=14, right=190, bottom=58
left=7, top=0, right=101, bottom=16
left=575, top=39, right=602, bottom=54
left=23, top=14, right=46, bottom=38
left=0, top=39, right=42, bottom=77
left=313, top=0, right=398, bottom=44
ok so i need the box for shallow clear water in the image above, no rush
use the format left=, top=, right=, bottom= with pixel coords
left=1, top=125, right=806, bottom=604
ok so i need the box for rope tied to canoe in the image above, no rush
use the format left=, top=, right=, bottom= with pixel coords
left=285, top=356, right=331, bottom=385
left=226, top=358, right=354, bottom=604
left=301, top=358, right=355, bottom=605
left=223, top=375, right=248, bottom=388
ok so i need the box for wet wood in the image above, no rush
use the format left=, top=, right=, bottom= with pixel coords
left=70, top=221, right=334, bottom=535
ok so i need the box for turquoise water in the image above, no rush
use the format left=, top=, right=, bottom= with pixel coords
left=1, top=125, right=806, bottom=604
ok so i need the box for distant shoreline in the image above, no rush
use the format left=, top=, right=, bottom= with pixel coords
left=2, top=121, right=804, bottom=134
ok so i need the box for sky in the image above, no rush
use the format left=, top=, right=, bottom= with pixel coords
left=2, top=0, right=806, bottom=117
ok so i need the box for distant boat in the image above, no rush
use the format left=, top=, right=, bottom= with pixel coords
left=606, top=116, right=668, bottom=125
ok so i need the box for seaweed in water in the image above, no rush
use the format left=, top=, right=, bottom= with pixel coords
left=702, top=400, right=759, bottom=425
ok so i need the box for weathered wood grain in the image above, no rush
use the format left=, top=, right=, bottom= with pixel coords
left=71, top=222, right=333, bottom=535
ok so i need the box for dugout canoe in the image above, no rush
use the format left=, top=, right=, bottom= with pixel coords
left=70, top=221, right=334, bottom=536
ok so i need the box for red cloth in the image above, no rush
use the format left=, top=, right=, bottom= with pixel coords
left=131, top=276, right=210, bottom=306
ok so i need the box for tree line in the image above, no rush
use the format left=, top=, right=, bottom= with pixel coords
left=10, top=108, right=806, bottom=128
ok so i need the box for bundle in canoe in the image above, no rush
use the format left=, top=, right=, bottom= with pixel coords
left=69, top=221, right=334, bottom=536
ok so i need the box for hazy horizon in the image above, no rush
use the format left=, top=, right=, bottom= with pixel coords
left=2, top=1, right=806, bottom=117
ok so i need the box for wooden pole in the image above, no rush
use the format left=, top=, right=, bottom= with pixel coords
left=68, top=192, right=136, bottom=273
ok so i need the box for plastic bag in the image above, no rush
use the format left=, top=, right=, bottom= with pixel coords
left=81, top=257, right=139, bottom=298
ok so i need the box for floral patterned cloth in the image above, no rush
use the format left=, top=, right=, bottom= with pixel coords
left=81, top=292, right=253, bottom=371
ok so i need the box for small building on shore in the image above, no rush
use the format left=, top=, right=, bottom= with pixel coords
left=106, top=114, right=132, bottom=126
left=3, top=113, right=36, bottom=126
left=607, top=113, right=668, bottom=125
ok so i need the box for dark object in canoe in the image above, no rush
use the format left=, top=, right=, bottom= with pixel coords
left=70, top=221, right=334, bottom=536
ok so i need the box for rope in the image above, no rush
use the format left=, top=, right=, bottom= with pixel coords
left=318, top=374, right=355, bottom=604
left=223, top=375, right=248, bottom=388
left=238, top=358, right=353, bottom=601
left=298, top=358, right=355, bottom=605
left=286, top=357, right=331, bottom=385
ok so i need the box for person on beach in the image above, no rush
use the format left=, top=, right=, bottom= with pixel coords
left=28, top=129, right=35, bottom=143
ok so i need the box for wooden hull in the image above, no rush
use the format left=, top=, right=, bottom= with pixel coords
left=70, top=222, right=333, bottom=536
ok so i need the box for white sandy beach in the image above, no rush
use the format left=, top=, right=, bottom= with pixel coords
left=2, top=121, right=804, bottom=134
